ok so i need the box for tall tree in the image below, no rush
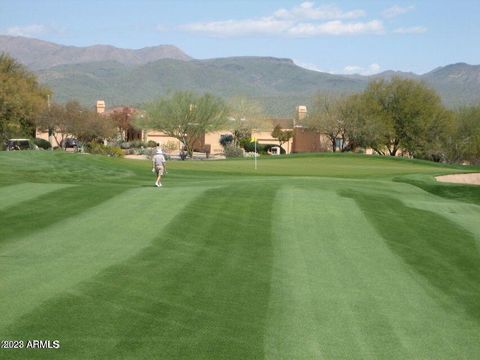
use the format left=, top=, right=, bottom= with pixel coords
left=36, top=102, right=69, bottom=147
left=447, top=105, right=480, bottom=164
left=335, top=94, right=370, bottom=152
left=227, top=96, right=269, bottom=147
left=306, top=95, right=347, bottom=152
left=109, top=107, right=139, bottom=141
left=141, top=91, right=228, bottom=158
left=271, top=124, right=293, bottom=152
left=361, top=77, right=449, bottom=157
left=36, top=100, right=115, bottom=147
left=0, top=53, right=49, bottom=142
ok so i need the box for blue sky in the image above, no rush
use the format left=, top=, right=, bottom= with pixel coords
left=0, top=0, right=479, bottom=74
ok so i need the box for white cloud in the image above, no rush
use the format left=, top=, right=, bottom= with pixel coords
left=178, top=1, right=381, bottom=38
left=343, top=63, right=381, bottom=75
left=180, top=17, right=293, bottom=37
left=4, top=24, right=49, bottom=37
left=296, top=62, right=382, bottom=75
left=288, top=20, right=383, bottom=36
left=393, top=26, right=427, bottom=34
left=274, top=2, right=366, bottom=20
left=382, top=5, right=415, bottom=19
left=3, top=24, right=64, bottom=38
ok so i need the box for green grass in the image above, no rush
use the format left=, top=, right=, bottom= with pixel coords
left=0, top=151, right=479, bottom=359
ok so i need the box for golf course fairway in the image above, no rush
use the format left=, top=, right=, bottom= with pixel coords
left=1, top=151, right=479, bottom=359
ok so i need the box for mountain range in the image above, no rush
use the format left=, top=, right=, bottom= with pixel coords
left=1, top=35, right=479, bottom=116
left=0, top=35, right=191, bottom=69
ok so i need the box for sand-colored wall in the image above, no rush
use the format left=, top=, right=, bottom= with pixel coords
left=144, top=130, right=182, bottom=151
left=205, top=131, right=231, bottom=154
left=253, top=130, right=293, bottom=154
left=144, top=130, right=226, bottom=154
left=35, top=129, right=62, bottom=147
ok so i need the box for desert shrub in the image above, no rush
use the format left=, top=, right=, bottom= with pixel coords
left=130, top=140, right=147, bottom=148
left=86, top=142, right=123, bottom=157
left=224, top=145, right=244, bottom=158
left=243, top=142, right=283, bottom=155
left=239, top=138, right=252, bottom=149
left=163, top=140, right=179, bottom=153
left=34, top=138, right=52, bottom=150
left=220, top=134, right=234, bottom=147
left=120, top=142, right=131, bottom=149
left=86, top=142, right=104, bottom=155
left=147, top=140, right=158, bottom=148
left=241, top=140, right=254, bottom=152
left=263, top=144, right=286, bottom=154
left=242, top=141, right=264, bottom=153
left=86, top=142, right=107, bottom=155
left=133, top=147, right=151, bottom=155
left=107, top=146, right=124, bottom=157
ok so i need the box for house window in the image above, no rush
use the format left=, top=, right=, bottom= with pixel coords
left=335, top=138, right=343, bottom=150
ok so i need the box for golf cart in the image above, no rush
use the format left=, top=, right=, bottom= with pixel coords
left=6, top=139, right=33, bottom=151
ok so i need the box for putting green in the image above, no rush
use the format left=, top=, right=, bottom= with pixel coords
left=0, top=151, right=479, bottom=359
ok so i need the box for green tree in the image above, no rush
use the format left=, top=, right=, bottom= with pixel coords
left=0, top=53, right=49, bottom=142
left=36, top=100, right=115, bottom=147
left=36, top=102, right=69, bottom=147
left=336, top=94, right=375, bottom=152
left=75, top=109, right=116, bottom=144
left=109, top=107, right=138, bottom=141
left=271, top=124, right=293, bottom=153
left=361, top=77, right=449, bottom=157
left=447, top=105, right=480, bottom=164
left=141, top=91, right=228, bottom=159
left=306, top=95, right=346, bottom=152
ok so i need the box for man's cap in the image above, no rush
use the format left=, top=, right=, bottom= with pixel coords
left=156, top=149, right=163, bottom=154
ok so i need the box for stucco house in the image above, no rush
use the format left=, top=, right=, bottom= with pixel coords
left=35, top=100, right=369, bottom=156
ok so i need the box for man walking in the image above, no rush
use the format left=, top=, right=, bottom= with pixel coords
left=152, top=148, right=166, bottom=187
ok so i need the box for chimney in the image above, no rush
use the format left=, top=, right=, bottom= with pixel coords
left=296, top=105, right=307, bottom=120
left=295, top=105, right=307, bottom=127
left=96, top=100, right=106, bottom=114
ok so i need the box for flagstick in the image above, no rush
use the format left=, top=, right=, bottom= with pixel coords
left=254, top=140, right=257, bottom=170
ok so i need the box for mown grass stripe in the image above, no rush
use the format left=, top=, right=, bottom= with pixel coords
left=267, top=186, right=407, bottom=359
left=1, top=151, right=480, bottom=359
left=0, top=183, right=72, bottom=211
left=344, top=190, right=480, bottom=324
left=0, top=186, right=207, bottom=331
left=0, top=184, right=276, bottom=360
left=0, top=184, right=124, bottom=246
left=267, top=183, right=480, bottom=359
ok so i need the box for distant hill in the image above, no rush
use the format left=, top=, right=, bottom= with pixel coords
left=36, top=57, right=367, bottom=116
left=369, top=70, right=419, bottom=80
left=35, top=57, right=480, bottom=115
left=2, top=36, right=479, bottom=116
left=421, top=63, right=480, bottom=106
left=0, top=35, right=191, bottom=70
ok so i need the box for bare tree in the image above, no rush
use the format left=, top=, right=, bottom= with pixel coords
left=36, top=101, right=115, bottom=148
left=227, top=96, right=269, bottom=147
left=306, top=95, right=347, bottom=152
